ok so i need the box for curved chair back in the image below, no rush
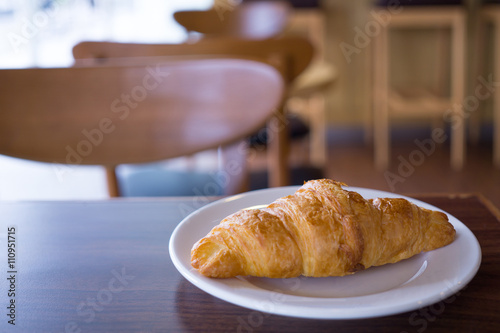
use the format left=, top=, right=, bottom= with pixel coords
left=72, top=36, right=313, bottom=83
left=0, top=58, right=284, bottom=196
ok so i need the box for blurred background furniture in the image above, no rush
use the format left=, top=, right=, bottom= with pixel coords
left=372, top=0, right=466, bottom=170
left=0, top=58, right=284, bottom=197
left=174, top=0, right=336, bottom=178
left=73, top=36, right=314, bottom=188
left=2, top=1, right=500, bottom=204
left=479, top=2, right=500, bottom=167
left=277, top=0, right=337, bottom=171
left=174, top=0, right=291, bottom=40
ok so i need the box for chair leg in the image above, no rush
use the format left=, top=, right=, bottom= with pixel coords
left=495, top=97, right=500, bottom=168
left=105, top=166, right=120, bottom=197
left=267, top=105, right=290, bottom=187
left=373, top=23, right=390, bottom=170
left=495, top=98, right=500, bottom=168
left=450, top=13, right=466, bottom=171
left=308, top=93, right=327, bottom=168
left=470, top=17, right=488, bottom=145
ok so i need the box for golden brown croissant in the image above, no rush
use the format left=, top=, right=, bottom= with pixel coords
left=191, top=179, right=455, bottom=278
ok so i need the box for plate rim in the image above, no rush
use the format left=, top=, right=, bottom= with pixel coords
left=169, top=185, right=482, bottom=319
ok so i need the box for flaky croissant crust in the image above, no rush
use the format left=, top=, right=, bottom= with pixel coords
left=191, top=179, right=456, bottom=278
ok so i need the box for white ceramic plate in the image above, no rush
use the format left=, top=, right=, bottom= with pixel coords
left=169, top=186, right=482, bottom=319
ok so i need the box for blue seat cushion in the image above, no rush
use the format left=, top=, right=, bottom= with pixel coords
left=118, top=169, right=225, bottom=197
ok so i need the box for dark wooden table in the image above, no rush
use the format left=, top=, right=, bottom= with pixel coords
left=0, top=194, right=499, bottom=333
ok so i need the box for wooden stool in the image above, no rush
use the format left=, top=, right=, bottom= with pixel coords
left=372, top=2, right=466, bottom=170
left=285, top=4, right=336, bottom=169
left=241, top=0, right=335, bottom=170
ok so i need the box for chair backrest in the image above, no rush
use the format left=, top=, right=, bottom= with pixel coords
left=72, top=36, right=314, bottom=83
left=0, top=58, right=284, bottom=195
left=72, top=36, right=314, bottom=189
left=173, top=1, right=291, bottom=40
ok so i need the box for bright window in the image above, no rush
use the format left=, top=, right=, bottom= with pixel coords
left=0, top=0, right=213, bottom=68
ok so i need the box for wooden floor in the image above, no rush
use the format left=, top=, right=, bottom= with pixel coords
left=320, top=126, right=500, bottom=210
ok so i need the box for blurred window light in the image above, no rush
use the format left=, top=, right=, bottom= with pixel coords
left=0, top=0, right=213, bottom=68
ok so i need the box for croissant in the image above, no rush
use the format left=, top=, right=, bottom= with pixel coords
left=191, top=179, right=455, bottom=278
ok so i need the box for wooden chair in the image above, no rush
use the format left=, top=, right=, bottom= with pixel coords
left=174, top=0, right=291, bottom=40
left=0, top=58, right=284, bottom=197
left=283, top=3, right=337, bottom=169
left=175, top=0, right=335, bottom=171
left=372, top=2, right=466, bottom=170
left=72, top=36, right=314, bottom=187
